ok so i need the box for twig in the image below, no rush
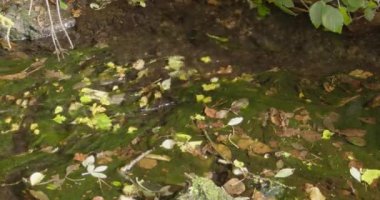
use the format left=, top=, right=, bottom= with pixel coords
left=28, top=0, right=34, bottom=15
left=120, top=149, right=153, bottom=173
left=44, top=0, right=64, bottom=61
left=55, top=0, right=74, bottom=49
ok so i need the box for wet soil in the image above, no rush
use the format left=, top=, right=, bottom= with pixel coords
left=67, top=0, right=380, bottom=77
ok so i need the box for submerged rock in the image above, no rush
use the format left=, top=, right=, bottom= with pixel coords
left=0, top=2, right=75, bottom=41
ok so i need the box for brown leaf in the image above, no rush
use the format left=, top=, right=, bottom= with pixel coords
left=204, top=106, right=217, bottom=118
left=215, top=110, right=229, bottom=119
left=237, top=136, right=254, bottom=150
left=217, top=65, right=232, bottom=74
left=223, top=178, right=245, bottom=195
left=301, top=130, right=321, bottom=142
left=247, top=140, right=272, bottom=155
left=363, top=82, right=380, bottom=90
left=269, top=108, right=291, bottom=128
left=196, top=121, right=207, bottom=129
left=294, top=108, right=311, bottom=124
left=322, top=112, right=340, bottom=131
left=305, top=183, right=326, bottom=200
left=138, top=158, right=158, bottom=169
left=323, top=82, right=335, bottom=93
left=359, top=117, right=376, bottom=124
left=214, top=144, right=232, bottom=160
left=368, top=94, right=380, bottom=108
left=73, top=153, right=87, bottom=162
left=231, top=98, right=249, bottom=113
left=66, top=164, right=80, bottom=176
left=345, top=137, right=366, bottom=147
left=339, top=129, right=366, bottom=137
left=277, top=128, right=300, bottom=137
left=211, top=120, right=224, bottom=128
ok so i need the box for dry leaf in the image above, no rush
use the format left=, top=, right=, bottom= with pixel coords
left=214, top=143, right=232, bottom=160
left=339, top=129, right=366, bottom=137
left=223, top=178, right=246, bottom=195
left=73, top=153, right=87, bottom=162
left=359, top=117, right=376, bottom=124
left=29, top=190, right=49, bottom=200
left=301, top=130, right=321, bottom=142
left=349, top=69, right=373, bottom=79
left=368, top=94, right=380, bottom=108
left=247, top=140, right=272, bottom=155
left=305, top=183, right=326, bottom=200
left=215, top=110, right=229, bottom=119
left=137, top=158, right=158, bottom=169
left=204, top=106, right=217, bottom=118
left=217, top=65, right=233, bottom=74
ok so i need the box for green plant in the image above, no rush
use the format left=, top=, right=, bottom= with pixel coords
left=246, top=0, right=380, bottom=33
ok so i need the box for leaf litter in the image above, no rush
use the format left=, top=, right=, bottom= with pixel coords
left=0, top=51, right=380, bottom=200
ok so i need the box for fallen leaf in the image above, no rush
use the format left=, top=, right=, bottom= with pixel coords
left=215, top=110, right=229, bottom=119
left=247, top=140, right=272, bottom=155
left=200, top=56, right=212, bottom=63
left=30, top=172, right=45, bottom=186
left=227, top=117, right=243, bottom=126
left=274, top=168, right=295, bottom=178
left=301, top=130, right=321, bottom=142
left=362, top=169, right=380, bottom=185
left=223, top=178, right=246, bottom=195
left=73, top=153, right=87, bottom=162
left=322, top=130, right=334, bottom=140
left=345, top=137, right=366, bottom=147
left=217, top=65, right=232, bottom=74
left=359, top=117, right=376, bottom=124
left=132, top=59, right=145, bottom=70
left=349, top=69, right=373, bottom=79
left=204, top=106, right=217, bottom=118
left=322, top=112, right=340, bottom=131
left=277, top=128, right=301, bottom=137
left=368, top=94, right=380, bottom=108
left=350, top=167, right=361, bottom=182
left=214, top=143, right=232, bottom=160
left=231, top=98, right=249, bottom=112
left=339, top=129, right=366, bottom=137
left=305, top=183, right=326, bottom=200
left=137, top=158, right=157, bottom=169
left=160, top=139, right=176, bottom=150
left=29, top=190, right=49, bottom=200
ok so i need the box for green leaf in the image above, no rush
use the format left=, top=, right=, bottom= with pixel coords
left=309, top=1, right=326, bottom=28
left=322, top=129, right=334, bottom=139
left=257, top=4, right=270, bottom=17
left=53, top=114, right=66, bottom=124
left=339, top=6, right=352, bottom=25
left=59, top=0, right=68, bottom=10
left=274, top=0, right=294, bottom=8
left=274, top=0, right=296, bottom=16
left=92, top=113, right=112, bottom=130
left=361, top=169, right=380, bottom=185
left=322, top=5, right=344, bottom=33
left=346, top=0, right=365, bottom=11
left=367, top=1, right=378, bottom=9
left=364, top=8, right=376, bottom=21
left=80, top=95, right=92, bottom=104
